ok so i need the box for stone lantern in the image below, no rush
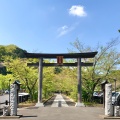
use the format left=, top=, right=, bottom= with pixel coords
left=13, top=80, right=21, bottom=104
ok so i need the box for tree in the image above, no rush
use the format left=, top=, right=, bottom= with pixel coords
left=0, top=44, right=27, bottom=62
left=107, top=69, right=120, bottom=91
left=6, top=58, right=38, bottom=101
left=0, top=46, right=6, bottom=61
left=54, top=67, right=62, bottom=74
left=0, top=74, right=14, bottom=90
left=42, top=67, right=55, bottom=99
left=69, top=38, right=120, bottom=101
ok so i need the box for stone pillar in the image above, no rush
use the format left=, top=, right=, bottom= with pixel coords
left=10, top=84, right=18, bottom=116
left=35, top=57, right=44, bottom=107
left=75, top=58, right=84, bottom=107
left=105, top=84, right=113, bottom=116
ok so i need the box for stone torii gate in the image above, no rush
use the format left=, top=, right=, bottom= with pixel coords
left=25, top=52, right=97, bottom=107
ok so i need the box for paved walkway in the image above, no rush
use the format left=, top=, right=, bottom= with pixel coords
left=51, top=94, right=68, bottom=107
left=0, top=94, right=111, bottom=120
left=44, top=94, right=75, bottom=107
left=17, top=107, right=105, bottom=120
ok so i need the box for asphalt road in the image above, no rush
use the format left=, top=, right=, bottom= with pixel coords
left=0, top=94, right=9, bottom=103
left=0, top=94, right=9, bottom=109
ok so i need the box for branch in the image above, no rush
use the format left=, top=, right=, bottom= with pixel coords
left=92, top=38, right=119, bottom=78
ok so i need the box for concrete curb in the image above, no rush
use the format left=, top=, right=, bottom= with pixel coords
left=104, top=116, right=120, bottom=119
left=0, top=115, right=22, bottom=119
left=99, top=115, right=120, bottom=119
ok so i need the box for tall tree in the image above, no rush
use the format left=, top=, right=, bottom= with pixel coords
left=69, top=38, right=120, bottom=101
left=6, top=58, right=38, bottom=100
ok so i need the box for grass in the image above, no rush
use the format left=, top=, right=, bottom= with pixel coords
left=84, top=102, right=103, bottom=107
left=18, top=95, right=54, bottom=108
left=18, top=103, right=36, bottom=108
left=18, top=100, right=36, bottom=108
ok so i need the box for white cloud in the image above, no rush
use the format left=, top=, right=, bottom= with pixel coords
left=69, top=5, right=87, bottom=17
left=57, top=23, right=79, bottom=37
left=57, top=25, right=69, bottom=37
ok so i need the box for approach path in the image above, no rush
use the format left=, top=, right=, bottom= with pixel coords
left=44, top=94, right=75, bottom=107
left=0, top=94, right=107, bottom=120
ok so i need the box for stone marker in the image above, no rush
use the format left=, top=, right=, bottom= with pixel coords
left=10, top=84, right=18, bottom=116
left=105, top=84, right=113, bottom=116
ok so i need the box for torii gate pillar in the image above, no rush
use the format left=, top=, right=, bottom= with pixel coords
left=75, top=57, right=84, bottom=107
left=35, top=57, right=44, bottom=107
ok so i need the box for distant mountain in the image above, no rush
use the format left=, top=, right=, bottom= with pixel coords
left=0, top=44, right=27, bottom=61
left=0, top=44, right=27, bottom=75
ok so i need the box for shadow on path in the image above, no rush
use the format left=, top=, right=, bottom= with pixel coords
left=61, top=94, right=76, bottom=106
left=21, top=115, right=37, bottom=118
left=44, top=94, right=57, bottom=107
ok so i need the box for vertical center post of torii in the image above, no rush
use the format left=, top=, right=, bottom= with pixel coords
left=75, top=57, right=84, bottom=107
left=35, top=57, right=44, bottom=107
left=78, top=58, right=82, bottom=103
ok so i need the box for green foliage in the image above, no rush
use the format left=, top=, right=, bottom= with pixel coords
left=43, top=67, right=55, bottom=99
left=0, top=74, right=14, bottom=90
left=0, top=66, right=7, bottom=75
left=107, top=70, right=120, bottom=91
left=0, top=46, right=6, bottom=61
left=0, top=44, right=27, bottom=62
left=69, top=38, right=120, bottom=102
left=54, top=67, right=62, bottom=74
left=6, top=58, right=38, bottom=101
left=1, top=41, right=119, bottom=103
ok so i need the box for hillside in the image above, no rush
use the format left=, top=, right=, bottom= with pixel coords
left=0, top=44, right=27, bottom=75
left=0, top=44, right=27, bottom=61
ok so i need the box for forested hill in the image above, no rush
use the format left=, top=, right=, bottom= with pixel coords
left=0, top=44, right=27, bottom=61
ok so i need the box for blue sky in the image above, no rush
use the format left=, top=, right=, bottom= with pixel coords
left=0, top=0, right=120, bottom=53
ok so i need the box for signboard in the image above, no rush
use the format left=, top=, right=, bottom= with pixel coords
left=57, top=56, right=63, bottom=65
